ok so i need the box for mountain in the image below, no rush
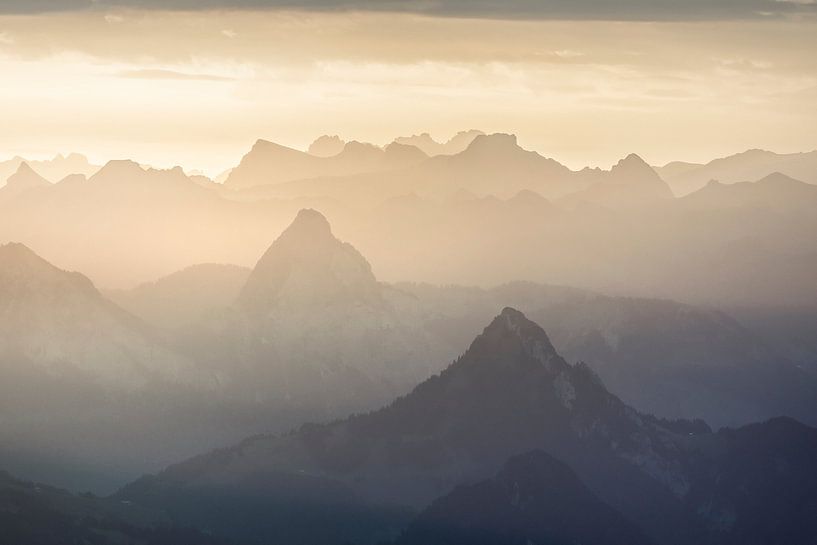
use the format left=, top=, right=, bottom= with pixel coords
left=224, top=139, right=427, bottom=190
left=238, top=133, right=582, bottom=204
left=0, top=242, right=200, bottom=388
left=393, top=129, right=484, bottom=156
left=680, top=172, right=817, bottom=211
left=0, top=243, right=229, bottom=492
left=214, top=209, right=446, bottom=411
left=394, top=281, right=817, bottom=428
left=0, top=469, right=229, bottom=545
left=0, top=157, right=315, bottom=287
left=398, top=450, right=654, bottom=545
left=238, top=208, right=382, bottom=313
left=308, top=134, right=346, bottom=157
left=118, top=308, right=699, bottom=544
left=0, top=153, right=99, bottom=186
left=657, top=149, right=817, bottom=196
left=119, top=308, right=817, bottom=545
left=0, top=162, right=51, bottom=200
left=564, top=153, right=673, bottom=207
left=108, top=263, right=251, bottom=329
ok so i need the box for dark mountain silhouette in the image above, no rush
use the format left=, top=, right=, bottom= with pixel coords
left=394, top=281, right=817, bottom=428
left=0, top=469, right=229, bottom=545
left=118, top=308, right=817, bottom=545
left=398, top=450, right=654, bottom=545
left=117, top=308, right=698, bottom=544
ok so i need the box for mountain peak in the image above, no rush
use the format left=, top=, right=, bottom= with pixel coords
left=465, top=133, right=520, bottom=154
left=0, top=241, right=40, bottom=263
left=456, top=307, right=566, bottom=376
left=92, top=159, right=145, bottom=181
left=308, top=135, right=346, bottom=157
left=237, top=209, right=380, bottom=313
left=285, top=208, right=333, bottom=238
left=5, top=162, right=50, bottom=191
left=612, top=153, right=651, bottom=172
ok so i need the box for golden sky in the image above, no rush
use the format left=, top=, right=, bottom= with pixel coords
left=1, top=7, right=816, bottom=174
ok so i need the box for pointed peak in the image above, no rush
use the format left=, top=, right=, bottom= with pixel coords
left=284, top=208, right=332, bottom=238
left=495, top=306, right=545, bottom=334
left=15, top=161, right=36, bottom=175
left=6, top=162, right=50, bottom=190
left=238, top=209, right=379, bottom=312
left=476, top=307, right=559, bottom=363
left=613, top=153, right=650, bottom=170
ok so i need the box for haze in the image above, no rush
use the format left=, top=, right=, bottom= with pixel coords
left=2, top=3, right=817, bottom=545
left=1, top=6, right=816, bottom=174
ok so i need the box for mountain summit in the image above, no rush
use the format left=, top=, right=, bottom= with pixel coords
left=1, top=163, right=51, bottom=199
left=238, top=209, right=381, bottom=313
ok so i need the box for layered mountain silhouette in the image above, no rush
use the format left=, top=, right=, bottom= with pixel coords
left=0, top=469, right=228, bottom=545
left=308, top=134, right=346, bottom=157
left=0, top=162, right=51, bottom=201
left=0, top=153, right=99, bottom=187
left=680, top=171, right=817, bottom=211
left=0, top=242, right=199, bottom=389
left=393, top=129, right=484, bottom=156
left=656, top=148, right=817, bottom=195
left=398, top=450, right=654, bottom=545
left=249, top=133, right=673, bottom=206
left=225, top=139, right=428, bottom=189
left=565, top=153, right=673, bottom=207
left=108, top=263, right=251, bottom=329
left=119, top=308, right=817, bottom=545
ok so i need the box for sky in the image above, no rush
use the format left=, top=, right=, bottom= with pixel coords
left=1, top=1, right=816, bottom=175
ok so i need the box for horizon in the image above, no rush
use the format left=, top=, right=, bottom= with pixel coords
left=3, top=131, right=817, bottom=180
left=2, top=6, right=817, bottom=175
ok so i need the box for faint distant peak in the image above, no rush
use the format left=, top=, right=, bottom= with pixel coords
left=5, top=162, right=51, bottom=190
left=340, top=140, right=382, bottom=157
left=394, top=129, right=484, bottom=156
left=308, top=134, right=346, bottom=157
left=92, top=159, right=145, bottom=180
left=463, top=133, right=523, bottom=156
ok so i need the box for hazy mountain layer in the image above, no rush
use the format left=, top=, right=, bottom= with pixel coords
left=657, top=148, right=817, bottom=196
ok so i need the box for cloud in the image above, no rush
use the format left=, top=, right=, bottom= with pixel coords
left=117, top=68, right=236, bottom=81
left=1, top=0, right=816, bottom=21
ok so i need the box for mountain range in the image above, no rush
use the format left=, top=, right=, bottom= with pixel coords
left=656, top=148, right=817, bottom=196
left=117, top=308, right=817, bottom=545
left=2, top=132, right=815, bottom=310
left=0, top=153, right=99, bottom=187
